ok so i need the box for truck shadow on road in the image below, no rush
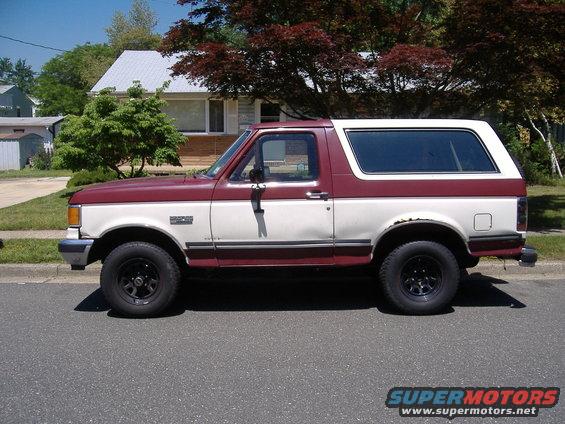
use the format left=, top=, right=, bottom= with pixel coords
left=74, top=267, right=526, bottom=317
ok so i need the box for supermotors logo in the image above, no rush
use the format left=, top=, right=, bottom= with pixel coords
left=385, top=387, right=560, bottom=419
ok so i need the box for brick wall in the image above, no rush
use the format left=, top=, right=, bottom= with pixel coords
left=178, top=135, right=238, bottom=167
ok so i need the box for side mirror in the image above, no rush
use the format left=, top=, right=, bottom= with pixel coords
left=249, top=167, right=264, bottom=183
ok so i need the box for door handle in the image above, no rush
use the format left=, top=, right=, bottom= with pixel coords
left=306, top=191, right=329, bottom=200
left=251, top=183, right=266, bottom=213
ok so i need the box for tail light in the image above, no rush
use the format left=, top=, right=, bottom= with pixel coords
left=517, top=197, right=528, bottom=231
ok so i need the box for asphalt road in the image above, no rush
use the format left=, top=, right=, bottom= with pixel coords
left=0, top=270, right=563, bottom=424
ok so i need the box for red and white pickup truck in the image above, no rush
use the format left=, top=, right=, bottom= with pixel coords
left=59, top=119, right=536, bottom=316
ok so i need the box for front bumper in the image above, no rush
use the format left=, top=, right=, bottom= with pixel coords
left=518, top=245, right=537, bottom=267
left=58, top=239, right=94, bottom=270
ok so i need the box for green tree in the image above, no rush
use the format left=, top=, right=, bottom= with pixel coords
left=52, top=82, right=186, bottom=178
left=0, top=57, right=35, bottom=93
left=106, top=0, right=162, bottom=54
left=0, top=57, right=14, bottom=83
left=33, top=44, right=115, bottom=116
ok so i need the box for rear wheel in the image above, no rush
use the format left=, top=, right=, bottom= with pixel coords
left=101, top=242, right=180, bottom=317
left=379, top=241, right=459, bottom=315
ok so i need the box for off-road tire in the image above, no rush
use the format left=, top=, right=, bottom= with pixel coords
left=379, top=241, right=459, bottom=315
left=101, top=242, right=180, bottom=317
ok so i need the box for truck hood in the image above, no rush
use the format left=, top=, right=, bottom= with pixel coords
left=70, top=175, right=217, bottom=204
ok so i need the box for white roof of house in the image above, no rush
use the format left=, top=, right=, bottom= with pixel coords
left=0, top=117, right=64, bottom=126
left=0, top=85, right=15, bottom=94
left=91, top=50, right=206, bottom=94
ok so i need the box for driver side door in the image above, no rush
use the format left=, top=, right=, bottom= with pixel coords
left=210, top=129, right=334, bottom=266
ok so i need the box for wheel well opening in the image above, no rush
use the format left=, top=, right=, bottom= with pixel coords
left=90, top=227, right=187, bottom=269
left=373, top=222, right=475, bottom=269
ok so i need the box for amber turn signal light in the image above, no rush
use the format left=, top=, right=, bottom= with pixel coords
left=68, top=206, right=81, bottom=227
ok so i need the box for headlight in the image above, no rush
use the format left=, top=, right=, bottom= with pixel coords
left=67, top=205, right=81, bottom=227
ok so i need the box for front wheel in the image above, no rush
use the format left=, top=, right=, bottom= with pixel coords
left=379, top=241, right=459, bottom=315
left=101, top=242, right=180, bottom=317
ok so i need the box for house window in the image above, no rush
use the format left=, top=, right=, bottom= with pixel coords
left=162, top=100, right=206, bottom=133
left=13, top=129, right=25, bottom=133
left=162, top=99, right=227, bottom=133
left=260, top=102, right=280, bottom=123
left=209, top=100, right=225, bottom=133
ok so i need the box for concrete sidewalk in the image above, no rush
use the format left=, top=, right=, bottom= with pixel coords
left=0, top=177, right=70, bottom=208
left=0, top=261, right=563, bottom=284
left=0, top=230, right=66, bottom=239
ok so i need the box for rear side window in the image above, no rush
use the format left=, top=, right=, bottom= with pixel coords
left=346, top=130, right=496, bottom=173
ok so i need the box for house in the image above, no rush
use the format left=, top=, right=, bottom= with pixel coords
left=0, top=116, right=65, bottom=153
left=91, top=50, right=300, bottom=167
left=0, top=85, right=34, bottom=118
left=28, top=96, right=41, bottom=117
left=0, top=133, right=44, bottom=170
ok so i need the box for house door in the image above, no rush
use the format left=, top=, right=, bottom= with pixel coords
left=210, top=129, right=334, bottom=266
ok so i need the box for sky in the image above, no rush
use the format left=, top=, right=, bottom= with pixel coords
left=1, top=0, right=190, bottom=72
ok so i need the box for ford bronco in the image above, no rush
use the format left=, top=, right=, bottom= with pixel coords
left=59, top=119, right=537, bottom=316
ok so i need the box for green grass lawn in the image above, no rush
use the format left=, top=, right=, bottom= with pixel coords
left=0, top=168, right=73, bottom=179
left=0, top=239, right=63, bottom=263
left=0, top=188, right=76, bottom=230
left=525, top=235, right=565, bottom=260
left=527, top=184, right=565, bottom=229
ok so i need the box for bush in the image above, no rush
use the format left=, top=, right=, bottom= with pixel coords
left=185, top=168, right=207, bottom=177
left=53, top=82, right=186, bottom=178
left=497, top=123, right=563, bottom=185
left=67, top=168, right=118, bottom=188
left=30, top=148, right=52, bottom=170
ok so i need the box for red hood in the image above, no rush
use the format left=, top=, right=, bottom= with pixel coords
left=70, top=175, right=217, bottom=204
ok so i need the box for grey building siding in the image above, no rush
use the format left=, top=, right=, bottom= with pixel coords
left=238, top=97, right=255, bottom=131
left=0, top=134, right=43, bottom=170
left=0, top=86, right=33, bottom=118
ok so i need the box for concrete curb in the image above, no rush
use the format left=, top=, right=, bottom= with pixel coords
left=0, top=263, right=102, bottom=280
left=0, top=261, right=563, bottom=283
left=473, top=260, right=565, bottom=275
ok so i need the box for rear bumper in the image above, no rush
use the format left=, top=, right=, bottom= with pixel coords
left=518, top=245, right=537, bottom=267
left=58, top=239, right=94, bottom=270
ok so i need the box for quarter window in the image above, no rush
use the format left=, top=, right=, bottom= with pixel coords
left=346, top=130, right=496, bottom=173
left=230, top=133, right=319, bottom=182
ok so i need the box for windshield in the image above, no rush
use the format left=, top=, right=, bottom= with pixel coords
left=205, top=130, right=252, bottom=177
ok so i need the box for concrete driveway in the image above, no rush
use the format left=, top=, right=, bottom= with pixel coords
left=0, top=177, right=70, bottom=208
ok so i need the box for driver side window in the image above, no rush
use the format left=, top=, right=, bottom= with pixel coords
left=230, top=133, right=319, bottom=182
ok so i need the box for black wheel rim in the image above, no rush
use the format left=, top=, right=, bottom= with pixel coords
left=116, top=258, right=161, bottom=305
left=400, top=255, right=443, bottom=301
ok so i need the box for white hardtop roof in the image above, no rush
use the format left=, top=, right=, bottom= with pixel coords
left=331, top=119, right=491, bottom=131
left=91, top=50, right=207, bottom=94
left=0, top=117, right=65, bottom=126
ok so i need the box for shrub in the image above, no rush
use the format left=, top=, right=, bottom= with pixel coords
left=67, top=168, right=118, bottom=188
left=53, top=82, right=186, bottom=178
left=30, top=148, right=52, bottom=170
left=185, top=168, right=207, bottom=177
left=497, top=123, right=562, bottom=185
